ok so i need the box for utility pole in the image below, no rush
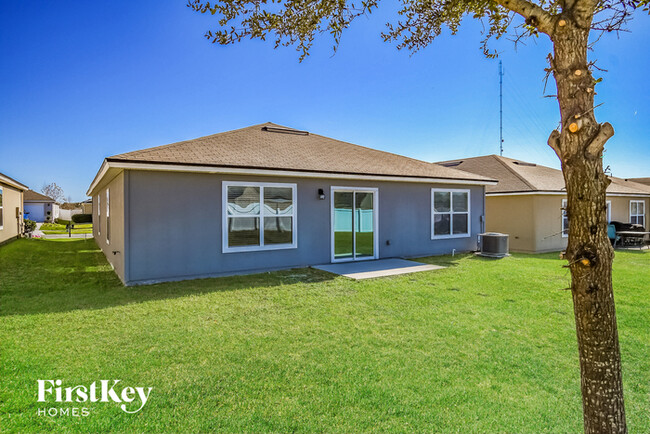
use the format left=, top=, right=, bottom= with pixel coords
left=499, top=60, right=504, bottom=156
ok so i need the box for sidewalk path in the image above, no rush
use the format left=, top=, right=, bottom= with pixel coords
left=41, top=233, right=94, bottom=240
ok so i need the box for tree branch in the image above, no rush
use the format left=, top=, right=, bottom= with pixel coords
left=494, top=0, right=556, bottom=35
left=585, top=122, right=614, bottom=157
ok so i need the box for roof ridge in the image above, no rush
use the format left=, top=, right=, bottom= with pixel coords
left=492, top=155, right=538, bottom=191
left=110, top=122, right=279, bottom=159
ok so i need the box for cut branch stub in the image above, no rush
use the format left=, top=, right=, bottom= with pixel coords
left=548, top=129, right=562, bottom=159
left=569, top=117, right=585, bottom=133
left=585, top=122, right=615, bottom=158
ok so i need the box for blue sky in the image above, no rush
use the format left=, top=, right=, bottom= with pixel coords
left=1, top=1, right=649, bottom=201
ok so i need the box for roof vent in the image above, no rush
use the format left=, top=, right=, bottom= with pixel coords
left=440, top=161, right=463, bottom=167
left=262, top=126, right=309, bottom=136
left=512, top=161, right=536, bottom=167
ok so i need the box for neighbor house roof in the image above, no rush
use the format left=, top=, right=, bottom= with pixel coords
left=24, top=190, right=56, bottom=203
left=88, top=123, right=496, bottom=195
left=435, top=155, right=650, bottom=196
left=627, top=177, right=650, bottom=187
left=0, top=172, right=28, bottom=191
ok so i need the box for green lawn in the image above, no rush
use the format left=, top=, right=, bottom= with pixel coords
left=0, top=239, right=648, bottom=433
left=40, top=223, right=93, bottom=235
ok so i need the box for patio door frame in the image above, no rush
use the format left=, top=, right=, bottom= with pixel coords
left=330, top=186, right=379, bottom=263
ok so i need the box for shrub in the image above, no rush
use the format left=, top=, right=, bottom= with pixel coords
left=24, top=219, right=36, bottom=234
left=72, top=213, right=92, bottom=224
left=55, top=218, right=72, bottom=225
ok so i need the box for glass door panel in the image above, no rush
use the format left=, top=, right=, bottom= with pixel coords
left=354, top=192, right=374, bottom=258
left=333, top=192, right=354, bottom=260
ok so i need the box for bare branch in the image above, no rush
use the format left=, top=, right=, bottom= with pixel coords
left=494, top=0, right=556, bottom=34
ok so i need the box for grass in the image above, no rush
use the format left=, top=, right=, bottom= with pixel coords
left=0, top=239, right=648, bottom=433
left=40, top=223, right=93, bottom=235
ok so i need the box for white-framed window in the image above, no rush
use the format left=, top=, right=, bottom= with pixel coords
left=564, top=200, right=612, bottom=237
left=222, top=181, right=297, bottom=253
left=562, top=199, right=569, bottom=238
left=0, top=187, right=3, bottom=230
left=97, top=194, right=101, bottom=235
left=630, top=200, right=645, bottom=227
left=106, top=189, right=110, bottom=244
left=431, top=188, right=470, bottom=239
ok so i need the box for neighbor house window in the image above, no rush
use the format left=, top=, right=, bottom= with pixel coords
left=431, top=189, right=470, bottom=238
left=607, top=201, right=612, bottom=223
left=222, top=182, right=297, bottom=252
left=97, top=194, right=101, bottom=235
left=106, top=189, right=110, bottom=243
left=0, top=187, right=3, bottom=230
left=562, top=199, right=569, bottom=238
left=630, top=200, right=645, bottom=227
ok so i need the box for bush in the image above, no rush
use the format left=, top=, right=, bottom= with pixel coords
left=55, top=218, right=72, bottom=225
left=72, top=213, right=92, bottom=224
left=24, top=219, right=36, bottom=234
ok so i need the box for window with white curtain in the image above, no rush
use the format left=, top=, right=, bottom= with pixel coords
left=630, top=200, right=645, bottom=227
left=222, top=182, right=297, bottom=252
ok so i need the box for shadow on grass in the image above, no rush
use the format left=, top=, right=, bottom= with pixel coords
left=0, top=239, right=335, bottom=317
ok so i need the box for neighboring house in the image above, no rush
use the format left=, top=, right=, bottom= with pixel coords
left=87, top=122, right=496, bottom=285
left=80, top=199, right=93, bottom=214
left=0, top=172, right=29, bottom=245
left=435, top=155, right=650, bottom=253
left=628, top=177, right=650, bottom=188
left=24, top=190, right=60, bottom=222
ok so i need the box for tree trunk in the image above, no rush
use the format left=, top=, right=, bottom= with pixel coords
left=548, top=22, right=627, bottom=434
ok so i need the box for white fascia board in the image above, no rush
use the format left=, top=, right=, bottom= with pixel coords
left=87, top=160, right=497, bottom=194
left=0, top=174, right=29, bottom=191
left=488, top=191, right=650, bottom=197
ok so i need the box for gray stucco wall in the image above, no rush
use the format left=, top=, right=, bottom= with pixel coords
left=93, top=172, right=126, bottom=283
left=122, top=170, right=486, bottom=285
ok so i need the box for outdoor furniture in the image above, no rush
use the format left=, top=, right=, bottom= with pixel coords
left=607, top=224, right=621, bottom=247
left=616, top=230, right=650, bottom=247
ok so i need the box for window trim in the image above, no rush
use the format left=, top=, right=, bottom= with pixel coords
left=431, top=188, right=471, bottom=239
left=562, top=199, right=569, bottom=238
left=222, top=181, right=298, bottom=253
left=630, top=200, right=645, bottom=227
left=106, top=189, right=110, bottom=244
left=97, top=194, right=101, bottom=235
left=0, top=186, right=3, bottom=230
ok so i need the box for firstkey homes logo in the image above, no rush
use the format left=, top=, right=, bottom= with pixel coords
left=37, top=380, right=153, bottom=416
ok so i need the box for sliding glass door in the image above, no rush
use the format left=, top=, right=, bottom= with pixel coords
left=332, top=189, right=377, bottom=261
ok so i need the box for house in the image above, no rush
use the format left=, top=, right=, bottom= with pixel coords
left=80, top=199, right=93, bottom=214
left=628, top=177, right=650, bottom=188
left=24, top=190, right=60, bottom=223
left=87, top=122, right=496, bottom=285
left=0, top=172, right=29, bottom=245
left=435, top=155, right=650, bottom=253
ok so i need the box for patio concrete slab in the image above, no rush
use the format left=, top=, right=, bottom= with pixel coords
left=313, top=258, right=444, bottom=280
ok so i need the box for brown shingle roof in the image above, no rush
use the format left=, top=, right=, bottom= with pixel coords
left=24, top=189, right=56, bottom=202
left=435, top=155, right=650, bottom=196
left=628, top=177, right=650, bottom=187
left=107, top=123, right=494, bottom=183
